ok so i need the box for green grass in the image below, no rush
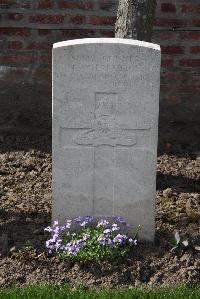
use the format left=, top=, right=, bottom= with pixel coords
left=0, top=284, right=199, bottom=299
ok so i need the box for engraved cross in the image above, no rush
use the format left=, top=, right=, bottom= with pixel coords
left=60, top=93, right=150, bottom=216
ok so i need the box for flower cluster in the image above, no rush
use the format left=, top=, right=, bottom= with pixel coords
left=44, top=216, right=138, bottom=261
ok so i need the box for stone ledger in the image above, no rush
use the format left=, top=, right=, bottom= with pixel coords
left=52, top=38, right=161, bottom=240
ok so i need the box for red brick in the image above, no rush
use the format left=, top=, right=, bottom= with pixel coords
left=160, top=84, right=170, bottom=93
left=0, top=0, right=15, bottom=9
left=39, top=55, right=51, bottom=64
left=192, top=19, right=200, bottom=27
left=32, top=67, right=52, bottom=84
left=38, top=0, right=54, bottom=9
left=0, top=1, right=30, bottom=9
left=27, top=41, right=52, bottom=50
left=159, top=32, right=177, bottom=40
left=0, top=40, right=4, bottom=49
left=98, top=30, right=115, bottom=37
left=165, top=96, right=181, bottom=105
left=8, top=41, right=23, bottom=49
left=176, top=85, right=200, bottom=93
left=38, top=29, right=52, bottom=35
left=58, top=1, right=94, bottom=10
left=162, top=72, right=183, bottom=82
left=8, top=13, right=23, bottom=21
left=154, top=18, right=186, bottom=28
left=70, top=15, right=86, bottom=25
left=180, top=32, right=200, bottom=40
left=99, top=0, right=116, bottom=11
left=89, top=16, right=116, bottom=26
left=19, top=1, right=31, bottom=9
left=161, top=3, right=176, bottom=13
left=29, top=15, right=64, bottom=24
left=182, top=4, right=200, bottom=13
left=62, top=29, right=95, bottom=38
left=0, top=27, right=30, bottom=36
left=161, top=59, right=174, bottom=67
left=161, top=45, right=185, bottom=55
left=190, top=46, right=200, bottom=54
left=179, top=59, right=200, bottom=67
left=0, top=54, right=37, bottom=64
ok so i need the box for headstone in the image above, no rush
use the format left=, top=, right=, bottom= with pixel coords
left=52, top=38, right=161, bottom=240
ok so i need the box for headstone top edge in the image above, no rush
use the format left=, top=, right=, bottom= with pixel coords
left=53, top=38, right=160, bottom=51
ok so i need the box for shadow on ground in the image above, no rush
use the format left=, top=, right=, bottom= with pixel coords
left=0, top=210, right=51, bottom=256
left=156, top=173, right=200, bottom=193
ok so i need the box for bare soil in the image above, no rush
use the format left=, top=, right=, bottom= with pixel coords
left=0, top=135, right=199, bottom=288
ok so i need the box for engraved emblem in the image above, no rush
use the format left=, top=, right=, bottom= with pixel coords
left=73, top=93, right=136, bottom=147
left=73, top=116, right=136, bottom=146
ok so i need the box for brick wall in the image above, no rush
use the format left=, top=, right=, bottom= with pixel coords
left=152, top=0, right=200, bottom=142
left=0, top=0, right=199, bottom=142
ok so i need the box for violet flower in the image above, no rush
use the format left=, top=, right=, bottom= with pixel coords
left=113, top=234, right=127, bottom=245
left=98, top=236, right=113, bottom=246
left=97, top=219, right=109, bottom=227
left=112, top=223, right=120, bottom=231
left=74, top=216, right=94, bottom=226
left=103, top=228, right=112, bottom=234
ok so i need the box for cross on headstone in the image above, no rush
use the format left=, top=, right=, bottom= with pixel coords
left=60, top=92, right=150, bottom=215
left=53, top=38, right=161, bottom=240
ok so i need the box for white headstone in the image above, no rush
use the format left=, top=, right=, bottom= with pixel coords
left=52, top=38, right=161, bottom=240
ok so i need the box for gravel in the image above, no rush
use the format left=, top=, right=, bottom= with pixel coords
left=0, top=135, right=199, bottom=287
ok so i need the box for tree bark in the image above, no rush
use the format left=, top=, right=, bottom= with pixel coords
left=115, top=0, right=157, bottom=42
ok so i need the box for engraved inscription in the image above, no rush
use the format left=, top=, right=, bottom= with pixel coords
left=63, top=53, right=148, bottom=88
left=70, top=55, right=141, bottom=63
left=55, top=50, right=157, bottom=90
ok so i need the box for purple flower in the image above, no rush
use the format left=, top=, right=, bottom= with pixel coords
left=64, top=243, right=71, bottom=251
left=60, top=226, right=66, bottom=231
left=97, top=219, right=109, bottom=227
left=82, top=234, right=90, bottom=241
left=80, top=221, right=89, bottom=227
left=103, top=229, right=111, bottom=234
left=115, top=216, right=126, bottom=224
left=98, top=236, right=113, bottom=246
left=51, top=233, right=59, bottom=242
left=55, top=240, right=62, bottom=251
left=53, top=226, right=60, bottom=234
left=65, top=220, right=72, bottom=229
left=127, top=238, right=137, bottom=246
left=46, top=240, right=51, bottom=248
left=113, top=234, right=127, bottom=245
left=112, top=224, right=120, bottom=231
left=74, top=216, right=82, bottom=224
left=115, top=216, right=130, bottom=227
left=46, top=236, right=60, bottom=253
left=44, top=226, right=52, bottom=232
left=63, top=239, right=83, bottom=256
left=74, top=216, right=94, bottom=226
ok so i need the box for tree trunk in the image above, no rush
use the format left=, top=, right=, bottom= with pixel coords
left=115, top=0, right=157, bottom=42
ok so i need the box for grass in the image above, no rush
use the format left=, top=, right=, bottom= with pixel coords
left=0, top=284, right=199, bottom=299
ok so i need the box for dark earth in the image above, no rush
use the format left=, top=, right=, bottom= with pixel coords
left=0, top=135, right=199, bottom=288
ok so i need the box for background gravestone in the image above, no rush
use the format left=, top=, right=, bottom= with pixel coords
left=53, top=38, right=161, bottom=240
